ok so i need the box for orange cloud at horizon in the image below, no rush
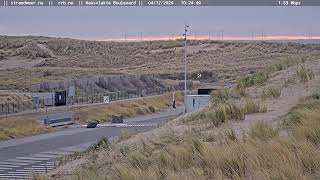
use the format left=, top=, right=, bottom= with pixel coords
left=97, top=35, right=320, bottom=42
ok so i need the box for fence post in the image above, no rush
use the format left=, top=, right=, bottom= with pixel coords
left=7, top=102, right=9, bottom=115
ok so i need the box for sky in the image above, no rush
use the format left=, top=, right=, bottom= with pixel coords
left=0, top=6, right=319, bottom=40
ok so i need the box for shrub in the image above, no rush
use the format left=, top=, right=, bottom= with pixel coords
left=224, top=129, right=238, bottom=143
left=296, top=65, right=315, bottom=83
left=261, top=86, right=282, bottom=99
left=237, top=71, right=269, bottom=88
left=215, top=102, right=245, bottom=122
left=211, top=88, right=230, bottom=104
left=243, top=99, right=267, bottom=114
left=248, top=121, right=278, bottom=141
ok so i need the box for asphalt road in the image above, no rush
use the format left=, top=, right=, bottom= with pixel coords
left=0, top=109, right=181, bottom=180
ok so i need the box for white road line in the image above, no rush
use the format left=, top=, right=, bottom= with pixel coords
left=0, top=167, right=12, bottom=170
left=0, top=175, right=31, bottom=179
left=24, top=166, right=52, bottom=169
left=5, top=159, right=41, bottom=164
left=23, top=167, right=52, bottom=170
left=0, top=164, right=19, bottom=168
left=22, top=167, right=53, bottom=171
left=33, top=154, right=60, bottom=158
left=16, top=157, right=50, bottom=161
left=32, top=165, right=54, bottom=168
left=8, top=171, right=34, bottom=174
left=12, top=170, right=46, bottom=173
left=40, top=162, right=54, bottom=165
left=40, top=161, right=54, bottom=164
left=0, top=161, right=28, bottom=166
left=41, top=151, right=72, bottom=155
left=0, top=173, right=33, bottom=176
left=39, top=164, right=55, bottom=167
left=52, top=150, right=74, bottom=155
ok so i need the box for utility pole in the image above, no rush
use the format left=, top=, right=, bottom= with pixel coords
left=251, top=32, right=254, bottom=41
left=221, top=30, right=224, bottom=41
left=183, top=23, right=189, bottom=113
left=140, top=32, right=143, bottom=41
left=124, top=33, right=127, bottom=42
left=208, top=32, right=211, bottom=41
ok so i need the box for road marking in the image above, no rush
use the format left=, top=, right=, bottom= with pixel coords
left=5, top=159, right=41, bottom=164
left=0, top=167, right=12, bottom=169
left=15, top=169, right=48, bottom=173
left=24, top=167, right=52, bottom=170
left=0, top=164, right=20, bottom=168
left=43, top=150, right=73, bottom=155
left=0, top=173, right=34, bottom=176
left=33, top=154, right=60, bottom=158
left=0, top=175, right=32, bottom=179
left=32, top=165, right=54, bottom=168
left=8, top=171, right=34, bottom=174
left=39, top=164, right=55, bottom=166
left=16, top=157, right=50, bottom=161
left=0, top=161, right=29, bottom=166
left=40, top=162, right=54, bottom=165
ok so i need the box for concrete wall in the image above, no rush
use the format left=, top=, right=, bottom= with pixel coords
left=186, top=95, right=210, bottom=113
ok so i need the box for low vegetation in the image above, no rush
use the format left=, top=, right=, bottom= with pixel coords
left=75, top=92, right=183, bottom=123
left=211, top=88, right=231, bottom=105
left=237, top=55, right=316, bottom=89
left=284, top=94, right=320, bottom=144
left=248, top=121, right=279, bottom=141
left=43, top=49, right=320, bottom=179
left=49, top=93, right=320, bottom=179
left=184, top=97, right=266, bottom=127
left=48, top=94, right=320, bottom=180
left=243, top=98, right=267, bottom=114
left=2, top=36, right=320, bottom=91
left=260, top=86, right=282, bottom=99
left=0, top=117, right=51, bottom=140
left=296, top=65, right=315, bottom=83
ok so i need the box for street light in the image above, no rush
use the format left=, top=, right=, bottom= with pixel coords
left=183, top=23, right=189, bottom=113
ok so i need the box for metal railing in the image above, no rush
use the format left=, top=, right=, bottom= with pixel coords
left=0, top=87, right=182, bottom=116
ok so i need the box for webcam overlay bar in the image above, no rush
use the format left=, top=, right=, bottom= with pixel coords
left=0, top=0, right=319, bottom=6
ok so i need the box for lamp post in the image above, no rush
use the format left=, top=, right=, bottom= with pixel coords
left=183, top=23, right=189, bottom=113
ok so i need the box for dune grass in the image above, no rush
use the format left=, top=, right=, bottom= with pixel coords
left=248, top=121, right=279, bottom=141
left=0, top=117, right=51, bottom=140
left=236, top=56, right=312, bottom=89
left=296, top=65, right=315, bottom=83
left=284, top=94, right=320, bottom=144
left=260, top=86, right=282, bottom=99
left=243, top=98, right=267, bottom=114
left=75, top=92, right=183, bottom=123
left=47, top=92, right=320, bottom=180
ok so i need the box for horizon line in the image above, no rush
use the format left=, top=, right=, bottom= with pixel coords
left=98, top=35, right=320, bottom=42
left=1, top=34, right=319, bottom=42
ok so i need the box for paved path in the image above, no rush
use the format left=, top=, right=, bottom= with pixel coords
left=0, top=110, right=181, bottom=179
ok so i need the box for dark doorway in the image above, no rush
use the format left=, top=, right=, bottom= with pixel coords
left=55, top=91, right=67, bottom=106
